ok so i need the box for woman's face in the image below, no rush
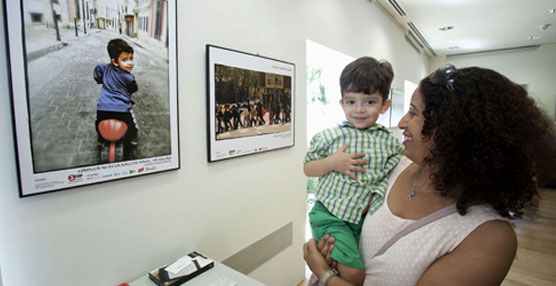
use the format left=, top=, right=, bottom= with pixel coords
left=398, top=86, right=434, bottom=165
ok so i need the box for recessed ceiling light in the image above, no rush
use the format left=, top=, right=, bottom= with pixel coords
left=539, top=23, right=552, bottom=31
left=544, top=8, right=556, bottom=14
left=528, top=35, right=541, bottom=40
left=439, top=26, right=454, bottom=31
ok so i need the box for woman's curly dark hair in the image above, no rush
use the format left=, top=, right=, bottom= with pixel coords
left=419, top=66, right=556, bottom=218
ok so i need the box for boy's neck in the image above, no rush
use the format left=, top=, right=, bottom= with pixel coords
left=345, top=121, right=379, bottom=130
left=113, top=64, right=130, bottom=73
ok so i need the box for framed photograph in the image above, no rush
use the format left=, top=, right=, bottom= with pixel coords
left=206, top=45, right=295, bottom=162
left=4, top=0, right=180, bottom=197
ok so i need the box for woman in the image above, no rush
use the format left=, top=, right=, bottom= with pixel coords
left=304, top=65, right=556, bottom=286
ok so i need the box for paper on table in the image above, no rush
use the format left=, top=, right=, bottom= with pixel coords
left=165, top=256, right=196, bottom=278
left=195, top=256, right=213, bottom=268
left=209, top=277, right=237, bottom=286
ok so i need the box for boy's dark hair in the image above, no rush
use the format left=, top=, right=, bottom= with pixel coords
left=339, top=57, right=394, bottom=101
left=107, top=38, right=133, bottom=62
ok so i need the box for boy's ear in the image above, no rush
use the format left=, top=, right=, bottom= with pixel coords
left=380, top=99, right=392, bottom=114
left=111, top=58, right=118, bottom=66
left=339, top=98, right=344, bottom=105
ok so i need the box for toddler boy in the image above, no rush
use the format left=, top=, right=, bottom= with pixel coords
left=304, top=57, right=403, bottom=285
left=94, top=38, right=139, bottom=159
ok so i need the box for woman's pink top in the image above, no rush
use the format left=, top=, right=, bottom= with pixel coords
left=359, top=157, right=505, bottom=286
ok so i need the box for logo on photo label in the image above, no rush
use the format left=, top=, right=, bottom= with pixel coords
left=68, top=174, right=83, bottom=182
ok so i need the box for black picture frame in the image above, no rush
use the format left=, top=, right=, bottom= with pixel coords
left=206, top=45, right=295, bottom=162
left=4, top=0, right=180, bottom=197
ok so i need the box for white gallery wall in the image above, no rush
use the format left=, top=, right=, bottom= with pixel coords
left=0, top=1, right=428, bottom=285
left=430, top=44, right=556, bottom=120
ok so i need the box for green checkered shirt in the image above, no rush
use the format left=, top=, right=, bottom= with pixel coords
left=305, top=122, right=403, bottom=224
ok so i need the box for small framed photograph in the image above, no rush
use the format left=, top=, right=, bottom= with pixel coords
left=206, top=45, right=295, bottom=162
left=4, top=0, right=180, bottom=197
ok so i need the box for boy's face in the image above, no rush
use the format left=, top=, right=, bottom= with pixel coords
left=112, top=51, right=134, bottom=73
left=340, top=91, right=391, bottom=129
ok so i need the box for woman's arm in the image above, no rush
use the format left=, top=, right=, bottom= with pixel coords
left=417, top=220, right=517, bottom=286
left=303, top=237, right=356, bottom=286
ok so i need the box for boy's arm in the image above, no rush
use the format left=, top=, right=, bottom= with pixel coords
left=93, top=64, right=103, bottom=84
left=383, top=138, right=404, bottom=172
left=127, top=79, right=138, bottom=94
left=304, top=144, right=367, bottom=180
left=383, top=151, right=402, bottom=175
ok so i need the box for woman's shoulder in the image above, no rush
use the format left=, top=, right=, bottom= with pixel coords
left=451, top=218, right=516, bottom=278
left=457, top=204, right=513, bottom=243
left=418, top=212, right=516, bottom=285
left=434, top=204, right=509, bottom=248
left=466, top=204, right=505, bottom=220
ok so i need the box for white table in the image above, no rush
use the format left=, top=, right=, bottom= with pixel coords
left=129, top=260, right=265, bottom=286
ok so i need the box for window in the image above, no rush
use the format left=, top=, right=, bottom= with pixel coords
left=306, top=40, right=354, bottom=143
left=30, top=13, right=42, bottom=23
left=139, top=16, right=149, bottom=32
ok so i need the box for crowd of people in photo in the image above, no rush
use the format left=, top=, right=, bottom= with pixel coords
left=215, top=99, right=291, bottom=135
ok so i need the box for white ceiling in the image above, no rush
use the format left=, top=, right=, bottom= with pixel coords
left=374, top=0, right=556, bottom=57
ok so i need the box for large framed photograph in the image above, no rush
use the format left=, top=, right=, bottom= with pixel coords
left=206, top=45, right=295, bottom=162
left=4, top=0, right=179, bottom=197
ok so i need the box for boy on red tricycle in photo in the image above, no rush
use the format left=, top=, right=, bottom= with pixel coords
left=93, top=38, right=139, bottom=161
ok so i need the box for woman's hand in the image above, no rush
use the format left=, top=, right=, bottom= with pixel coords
left=303, top=235, right=337, bottom=277
left=304, top=238, right=330, bottom=278
left=317, top=234, right=337, bottom=269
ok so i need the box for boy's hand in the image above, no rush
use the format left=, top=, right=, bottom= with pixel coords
left=328, top=144, right=367, bottom=180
